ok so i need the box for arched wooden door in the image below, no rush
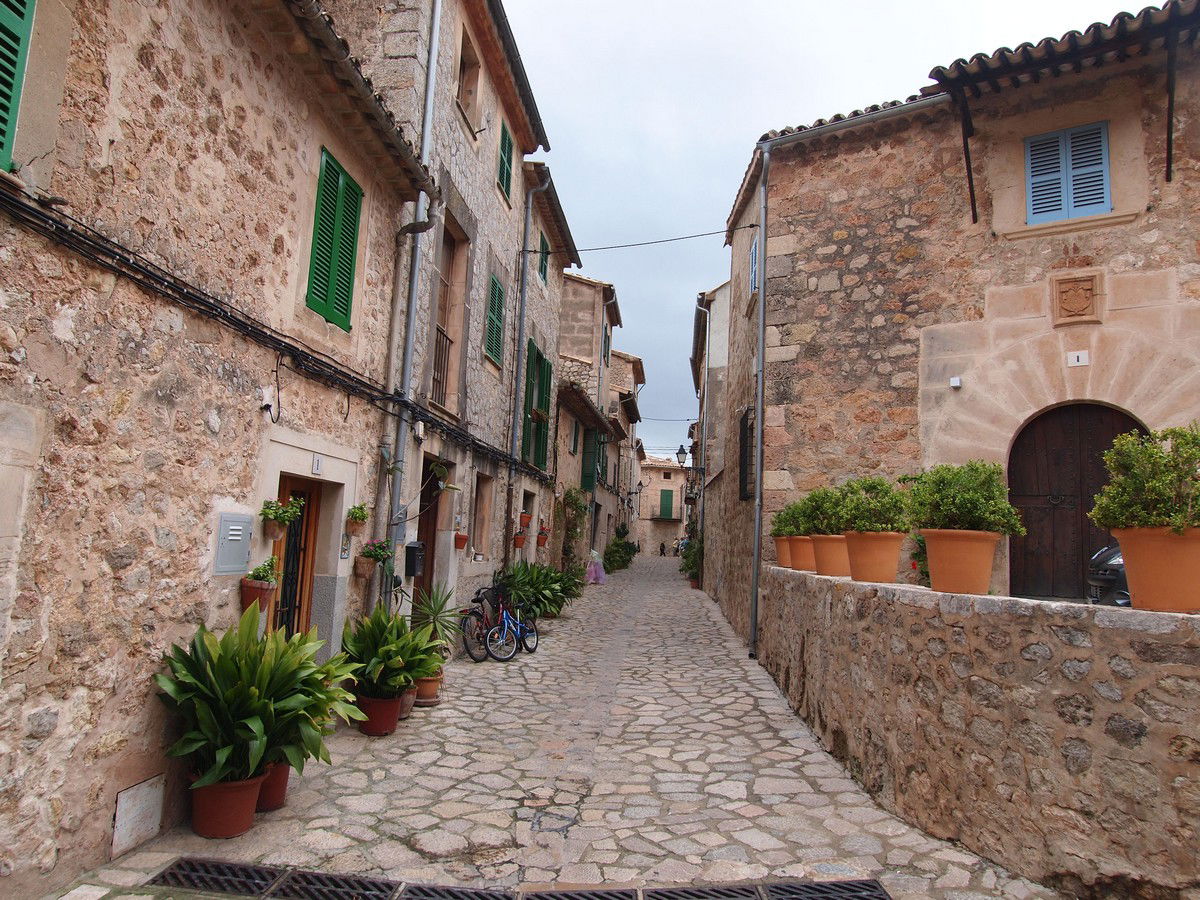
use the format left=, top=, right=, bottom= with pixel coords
left=1008, top=404, right=1145, bottom=598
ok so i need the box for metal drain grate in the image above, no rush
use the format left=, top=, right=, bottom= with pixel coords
left=525, top=892, right=639, bottom=900
left=148, top=857, right=285, bottom=895
left=644, top=888, right=761, bottom=900
left=765, top=881, right=890, bottom=899
left=402, top=886, right=513, bottom=900
left=270, top=869, right=399, bottom=900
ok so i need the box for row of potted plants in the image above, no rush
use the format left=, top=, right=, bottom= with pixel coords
left=497, top=559, right=583, bottom=617
left=770, top=462, right=1025, bottom=595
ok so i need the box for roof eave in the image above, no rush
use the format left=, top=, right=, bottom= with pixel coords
left=485, top=0, right=550, bottom=151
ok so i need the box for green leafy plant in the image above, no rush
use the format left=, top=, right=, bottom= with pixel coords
left=499, top=560, right=577, bottom=617
left=1090, top=424, right=1200, bottom=534
left=155, top=604, right=363, bottom=787
left=347, top=503, right=369, bottom=523
left=680, top=531, right=703, bottom=579
left=840, top=476, right=908, bottom=532
left=770, top=507, right=797, bottom=538
left=261, top=496, right=304, bottom=525
left=603, top=536, right=637, bottom=572
left=904, top=461, right=1026, bottom=535
left=412, top=582, right=461, bottom=658
left=615, top=521, right=630, bottom=540
left=802, top=486, right=850, bottom=536
left=360, top=539, right=393, bottom=563
left=341, top=605, right=441, bottom=699
left=248, top=556, right=278, bottom=584
left=561, top=487, right=590, bottom=563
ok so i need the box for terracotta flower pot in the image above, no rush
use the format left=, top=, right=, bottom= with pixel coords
left=1111, top=527, right=1200, bottom=613
left=454, top=532, right=469, bottom=550
left=844, top=532, right=906, bottom=584
left=520, top=513, right=533, bottom=528
left=355, top=693, right=403, bottom=736
left=353, top=556, right=376, bottom=579
left=257, top=763, right=290, bottom=812
left=919, top=529, right=1001, bottom=595
left=397, top=686, right=417, bottom=720
left=536, top=532, right=549, bottom=547
left=263, top=519, right=287, bottom=542
left=773, top=537, right=792, bottom=568
left=345, top=518, right=366, bottom=536
left=239, top=578, right=275, bottom=612
left=810, top=535, right=851, bottom=576
left=190, top=772, right=267, bottom=839
left=414, top=672, right=443, bottom=707
left=787, top=536, right=815, bottom=571
left=513, top=534, right=526, bottom=548
left=689, top=577, right=700, bottom=589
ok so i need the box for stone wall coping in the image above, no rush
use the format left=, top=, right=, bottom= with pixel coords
left=765, top=565, right=1197, bottom=637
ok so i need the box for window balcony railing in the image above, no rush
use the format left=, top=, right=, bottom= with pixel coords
left=431, top=325, right=452, bottom=408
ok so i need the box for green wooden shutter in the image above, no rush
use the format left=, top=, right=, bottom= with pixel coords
left=534, top=354, right=551, bottom=469
left=602, top=327, right=610, bottom=364
left=306, top=149, right=361, bottom=331
left=497, top=122, right=513, bottom=197
left=484, top=275, right=505, bottom=363
left=521, top=338, right=536, bottom=461
left=580, top=428, right=597, bottom=492
left=659, top=489, right=673, bottom=519
left=538, top=232, right=549, bottom=281
left=0, top=0, right=34, bottom=173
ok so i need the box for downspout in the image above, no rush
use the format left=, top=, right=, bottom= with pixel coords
left=386, top=0, right=443, bottom=593
left=502, top=168, right=553, bottom=566
left=696, top=293, right=710, bottom=586
left=748, top=149, right=769, bottom=659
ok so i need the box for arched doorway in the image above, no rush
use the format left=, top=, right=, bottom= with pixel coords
left=1008, top=404, right=1146, bottom=599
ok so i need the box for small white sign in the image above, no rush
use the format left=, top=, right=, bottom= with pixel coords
left=1067, top=350, right=1090, bottom=368
left=311, top=453, right=324, bottom=475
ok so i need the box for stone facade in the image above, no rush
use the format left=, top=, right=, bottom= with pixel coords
left=637, top=457, right=687, bottom=554
left=737, top=568, right=1200, bottom=895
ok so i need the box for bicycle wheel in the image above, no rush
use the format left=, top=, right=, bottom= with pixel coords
left=520, top=619, right=539, bottom=653
left=485, top=622, right=518, bottom=662
left=461, top=610, right=488, bottom=663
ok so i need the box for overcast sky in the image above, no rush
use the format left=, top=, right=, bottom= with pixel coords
left=504, top=0, right=1130, bottom=456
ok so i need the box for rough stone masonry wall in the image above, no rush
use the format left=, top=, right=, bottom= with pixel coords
left=750, top=568, right=1200, bottom=896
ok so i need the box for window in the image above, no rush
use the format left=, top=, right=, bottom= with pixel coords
left=432, top=222, right=467, bottom=411
left=484, top=275, right=505, bottom=364
left=497, top=122, right=514, bottom=198
left=521, top=340, right=552, bottom=470
left=538, top=232, right=550, bottom=282
left=570, top=419, right=580, bottom=455
left=0, top=1, right=33, bottom=172
left=659, top=489, right=674, bottom=519
left=749, top=235, right=759, bottom=292
left=455, top=28, right=481, bottom=128
left=580, top=428, right=598, bottom=491
left=306, top=149, right=363, bottom=331
left=738, top=408, right=756, bottom=501
left=663, top=471, right=672, bottom=480
left=471, top=473, right=494, bottom=554
left=1025, top=122, right=1111, bottom=225
left=602, top=326, right=610, bottom=365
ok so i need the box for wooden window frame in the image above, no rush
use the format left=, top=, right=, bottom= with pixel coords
left=1024, top=121, right=1112, bottom=225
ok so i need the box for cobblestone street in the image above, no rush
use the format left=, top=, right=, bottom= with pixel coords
left=61, top=556, right=1053, bottom=899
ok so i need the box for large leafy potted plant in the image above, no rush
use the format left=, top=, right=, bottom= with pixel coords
left=841, top=476, right=908, bottom=584
left=411, top=583, right=461, bottom=707
left=1089, top=424, right=1200, bottom=612
left=905, top=461, right=1025, bottom=594
left=341, top=606, right=440, bottom=735
left=769, top=508, right=794, bottom=568
left=804, top=487, right=851, bottom=576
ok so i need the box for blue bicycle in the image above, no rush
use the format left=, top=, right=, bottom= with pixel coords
left=484, top=598, right=538, bottom=661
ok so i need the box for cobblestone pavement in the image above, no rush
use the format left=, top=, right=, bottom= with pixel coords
left=58, top=556, right=1055, bottom=899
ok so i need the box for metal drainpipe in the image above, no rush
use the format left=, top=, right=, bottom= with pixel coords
left=386, top=0, right=443, bottom=592
left=696, top=293, right=711, bottom=581
left=502, top=169, right=553, bottom=566
left=748, top=148, right=769, bottom=660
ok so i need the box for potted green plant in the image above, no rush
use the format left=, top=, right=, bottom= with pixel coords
left=513, top=529, right=527, bottom=549
left=1089, top=424, right=1200, bottom=612
left=536, top=521, right=550, bottom=547
left=346, top=503, right=369, bottom=536
left=240, top=556, right=278, bottom=611
left=804, top=486, right=852, bottom=576
left=781, top=501, right=816, bottom=572
left=261, top=496, right=304, bottom=542
left=454, top=531, right=469, bottom=550
left=356, top=539, right=392, bottom=579
left=519, top=511, right=533, bottom=529
left=341, top=606, right=440, bottom=735
left=905, top=461, right=1025, bottom=594
left=769, top=508, right=794, bottom=568
left=841, top=476, right=908, bottom=584
left=411, top=583, right=461, bottom=706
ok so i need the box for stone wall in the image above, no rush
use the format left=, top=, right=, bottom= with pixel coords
left=729, top=568, right=1200, bottom=896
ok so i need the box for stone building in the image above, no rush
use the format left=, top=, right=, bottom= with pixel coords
left=689, top=280, right=730, bottom=587
left=637, top=457, right=688, bottom=554
left=0, top=0, right=583, bottom=891
left=711, top=1, right=1200, bottom=607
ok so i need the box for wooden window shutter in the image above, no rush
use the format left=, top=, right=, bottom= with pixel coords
left=738, top=408, right=755, bottom=501
left=306, top=149, right=361, bottom=331
left=1025, top=122, right=1110, bottom=225
left=497, top=122, right=513, bottom=197
left=538, top=232, right=550, bottom=281
left=534, top=354, right=551, bottom=469
left=485, top=275, right=505, bottom=363
left=521, top=338, right=536, bottom=462
left=1066, top=123, right=1111, bottom=217
left=1025, top=132, right=1066, bottom=224
left=580, top=428, right=597, bottom=492
left=0, top=0, right=34, bottom=172
left=659, top=489, right=673, bottom=519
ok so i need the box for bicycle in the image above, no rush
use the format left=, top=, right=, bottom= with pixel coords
left=484, top=596, right=538, bottom=661
left=459, top=584, right=500, bottom=663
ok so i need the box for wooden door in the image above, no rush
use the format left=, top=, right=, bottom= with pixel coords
left=413, top=460, right=441, bottom=600
left=1008, top=404, right=1144, bottom=598
left=270, top=476, right=322, bottom=637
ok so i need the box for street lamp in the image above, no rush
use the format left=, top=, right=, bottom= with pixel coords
left=675, top=445, right=688, bottom=466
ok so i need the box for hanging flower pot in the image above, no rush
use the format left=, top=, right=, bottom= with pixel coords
left=353, top=555, right=376, bottom=579
left=190, top=772, right=267, bottom=839
left=256, top=763, right=290, bottom=812
left=519, top=512, right=533, bottom=528
left=811, top=535, right=851, bottom=576
left=513, top=531, right=527, bottom=548
left=239, top=577, right=275, bottom=612
left=345, top=503, right=368, bottom=536
left=261, top=496, right=305, bottom=543
left=263, top=519, right=287, bottom=542
left=454, top=532, right=469, bottom=550
left=536, top=530, right=549, bottom=547
left=773, top=536, right=792, bottom=568
left=787, top=536, right=816, bottom=571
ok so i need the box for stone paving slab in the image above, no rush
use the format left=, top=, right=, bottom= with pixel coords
left=54, top=556, right=1057, bottom=899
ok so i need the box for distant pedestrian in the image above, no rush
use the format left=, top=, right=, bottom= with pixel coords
left=672, top=538, right=680, bottom=556
left=659, top=542, right=667, bottom=557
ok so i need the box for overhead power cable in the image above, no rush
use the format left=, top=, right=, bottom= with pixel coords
left=532, top=223, right=757, bottom=255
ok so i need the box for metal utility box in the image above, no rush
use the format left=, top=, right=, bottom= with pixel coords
left=404, top=541, right=425, bottom=579
left=214, top=513, right=254, bottom=575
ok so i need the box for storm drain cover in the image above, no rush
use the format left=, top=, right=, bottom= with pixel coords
left=644, top=888, right=760, bottom=900
left=525, top=892, right=638, bottom=900
left=402, top=886, right=513, bottom=900
left=765, top=881, right=890, bottom=899
left=148, top=857, right=285, bottom=895
left=270, top=869, right=400, bottom=900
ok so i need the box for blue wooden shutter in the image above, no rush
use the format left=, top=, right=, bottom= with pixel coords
left=1025, top=132, right=1066, bottom=224
left=0, top=0, right=34, bottom=172
left=485, top=276, right=504, bottom=363
left=1066, top=123, right=1111, bottom=218
left=1025, top=122, right=1110, bottom=225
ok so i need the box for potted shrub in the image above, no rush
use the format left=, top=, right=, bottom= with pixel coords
left=905, top=461, right=1025, bottom=595
left=519, top=511, right=533, bottom=529
left=345, top=503, right=368, bottom=536
left=411, top=583, right=461, bottom=707
left=1089, top=424, right=1200, bottom=612
left=805, top=487, right=851, bottom=576
left=513, top=529, right=527, bottom=549
left=454, top=531, right=469, bottom=550
left=536, top=523, right=550, bottom=547
left=240, top=556, right=278, bottom=611
left=841, top=477, right=908, bottom=584
left=355, top=539, right=391, bottom=579
left=261, top=496, right=304, bottom=542
left=341, top=605, right=440, bottom=735
left=783, top=500, right=816, bottom=572
left=769, top=508, right=794, bottom=568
